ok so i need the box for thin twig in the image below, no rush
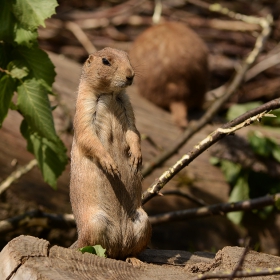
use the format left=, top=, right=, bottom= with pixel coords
left=188, top=0, right=271, bottom=26
left=0, top=159, right=37, bottom=195
left=65, top=21, right=97, bottom=54
left=149, top=193, right=280, bottom=225
left=161, top=190, right=207, bottom=206
left=245, top=49, right=280, bottom=81
left=142, top=10, right=272, bottom=178
left=0, top=210, right=75, bottom=234
left=229, top=238, right=250, bottom=280
left=82, top=0, right=147, bottom=19
left=142, top=98, right=280, bottom=205
left=152, top=0, right=162, bottom=24
left=191, top=266, right=280, bottom=279
left=141, top=134, right=163, bottom=151
left=190, top=237, right=280, bottom=280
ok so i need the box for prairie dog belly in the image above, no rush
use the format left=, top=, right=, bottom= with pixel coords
left=94, top=94, right=130, bottom=168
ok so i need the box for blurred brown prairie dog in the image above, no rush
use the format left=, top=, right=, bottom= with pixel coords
left=129, top=21, right=209, bottom=129
left=70, top=47, right=151, bottom=259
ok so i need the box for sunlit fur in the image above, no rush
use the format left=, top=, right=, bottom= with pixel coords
left=70, top=47, right=151, bottom=259
left=129, top=22, right=209, bottom=129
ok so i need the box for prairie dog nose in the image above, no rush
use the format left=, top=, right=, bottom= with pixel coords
left=126, top=73, right=135, bottom=85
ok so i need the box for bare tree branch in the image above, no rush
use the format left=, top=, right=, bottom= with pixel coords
left=149, top=192, right=280, bottom=225
left=65, top=21, right=97, bottom=54
left=0, top=159, right=37, bottom=195
left=0, top=210, right=75, bottom=234
left=161, top=190, right=207, bottom=206
left=245, top=48, right=280, bottom=81
left=142, top=9, right=273, bottom=178
left=142, top=98, right=280, bottom=205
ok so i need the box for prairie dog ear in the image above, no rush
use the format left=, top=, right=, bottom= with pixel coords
left=86, top=54, right=94, bottom=67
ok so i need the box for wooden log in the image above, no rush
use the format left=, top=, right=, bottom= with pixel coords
left=1, top=235, right=280, bottom=279
left=0, top=235, right=49, bottom=279
left=0, top=235, right=201, bottom=279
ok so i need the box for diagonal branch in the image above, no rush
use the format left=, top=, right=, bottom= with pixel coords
left=65, top=21, right=97, bottom=54
left=142, top=98, right=280, bottom=205
left=229, top=244, right=250, bottom=280
left=0, top=159, right=37, bottom=195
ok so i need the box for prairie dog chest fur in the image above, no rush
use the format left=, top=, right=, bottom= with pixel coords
left=94, top=93, right=130, bottom=148
left=70, top=47, right=151, bottom=260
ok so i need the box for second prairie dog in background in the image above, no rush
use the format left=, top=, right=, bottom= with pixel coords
left=70, top=47, right=151, bottom=259
left=129, top=21, right=209, bottom=129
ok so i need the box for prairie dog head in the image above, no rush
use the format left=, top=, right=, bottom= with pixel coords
left=82, top=47, right=135, bottom=94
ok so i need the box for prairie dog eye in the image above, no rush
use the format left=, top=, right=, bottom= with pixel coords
left=102, top=58, right=111, bottom=66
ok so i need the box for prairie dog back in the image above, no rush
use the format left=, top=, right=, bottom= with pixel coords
left=130, top=22, right=209, bottom=128
left=70, top=47, right=151, bottom=259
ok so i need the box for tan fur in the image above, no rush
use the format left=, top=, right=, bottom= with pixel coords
left=70, top=47, right=151, bottom=259
left=129, top=22, right=209, bottom=128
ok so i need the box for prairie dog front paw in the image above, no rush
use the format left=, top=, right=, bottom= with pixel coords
left=99, top=153, right=120, bottom=177
left=129, top=148, right=142, bottom=172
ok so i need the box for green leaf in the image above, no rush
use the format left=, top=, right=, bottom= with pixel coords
left=227, top=176, right=249, bottom=224
left=248, top=131, right=279, bottom=159
left=15, top=46, right=56, bottom=92
left=0, top=75, right=16, bottom=127
left=0, top=1, right=14, bottom=42
left=275, top=198, right=280, bottom=210
left=79, top=246, right=95, bottom=254
left=272, top=146, right=280, bottom=163
left=248, top=131, right=269, bottom=157
left=7, top=60, right=29, bottom=79
left=79, top=245, right=107, bottom=257
left=227, top=211, right=243, bottom=225
left=93, top=245, right=107, bottom=257
left=20, top=120, right=68, bottom=189
left=226, top=102, right=262, bottom=121
left=0, top=43, right=13, bottom=73
left=220, top=160, right=242, bottom=185
left=257, top=205, right=274, bottom=220
left=12, top=0, right=58, bottom=30
left=262, top=109, right=280, bottom=127
left=17, top=79, right=57, bottom=142
left=209, top=157, right=220, bottom=165
left=14, top=24, right=38, bottom=47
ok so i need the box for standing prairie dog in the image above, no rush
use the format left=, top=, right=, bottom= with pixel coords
left=70, top=47, right=151, bottom=259
left=129, top=22, right=209, bottom=129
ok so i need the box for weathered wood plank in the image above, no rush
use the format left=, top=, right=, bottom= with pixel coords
left=1, top=236, right=280, bottom=280
left=138, top=249, right=215, bottom=266
left=0, top=235, right=49, bottom=279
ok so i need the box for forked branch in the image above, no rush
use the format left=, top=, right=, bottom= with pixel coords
left=142, top=98, right=280, bottom=205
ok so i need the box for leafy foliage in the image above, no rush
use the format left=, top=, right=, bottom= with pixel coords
left=248, top=131, right=280, bottom=163
left=0, top=0, right=67, bottom=188
left=226, top=102, right=262, bottom=121
left=0, top=75, right=16, bottom=125
left=212, top=102, right=280, bottom=224
left=79, top=245, right=107, bottom=257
